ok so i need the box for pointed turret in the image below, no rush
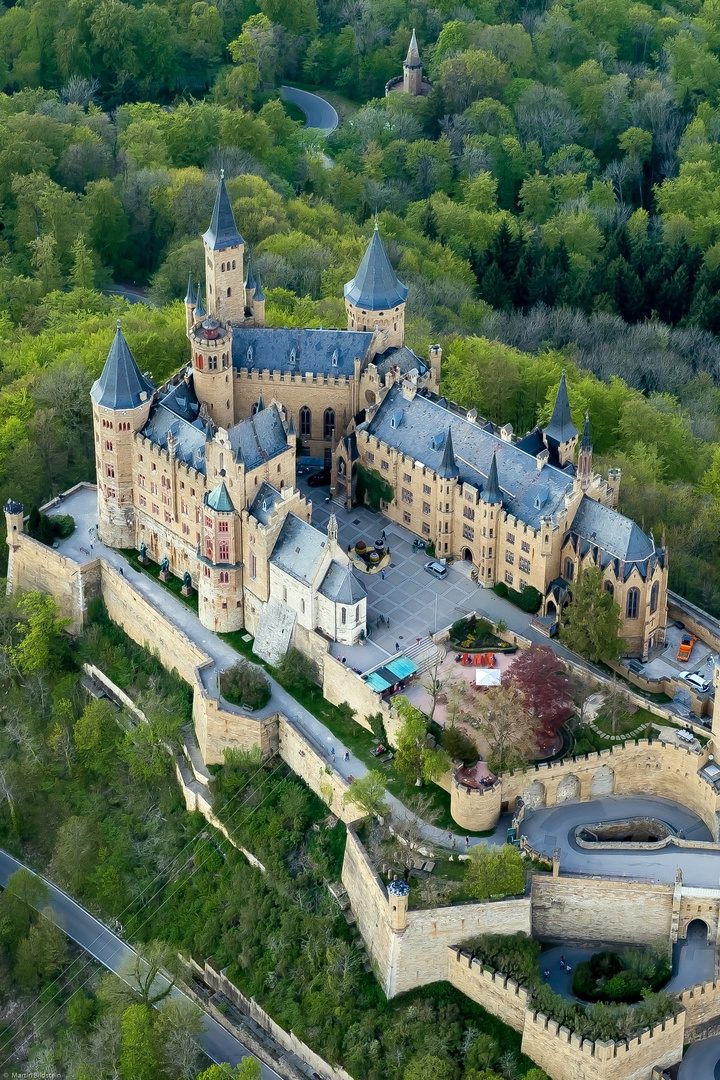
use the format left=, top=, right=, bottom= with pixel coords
left=194, top=284, right=206, bottom=321
left=253, top=271, right=265, bottom=303
left=204, top=419, right=214, bottom=442
left=543, top=371, right=578, bottom=467
left=436, top=427, right=459, bottom=479
left=580, top=410, right=592, bottom=452
left=406, top=28, right=421, bottom=66
left=345, top=224, right=408, bottom=313
left=91, top=321, right=154, bottom=410
left=206, top=480, right=235, bottom=513
left=202, top=173, right=244, bottom=251
left=577, top=409, right=593, bottom=491
left=184, top=270, right=195, bottom=305
left=256, top=393, right=265, bottom=413
left=480, top=449, right=502, bottom=504
left=244, top=251, right=256, bottom=291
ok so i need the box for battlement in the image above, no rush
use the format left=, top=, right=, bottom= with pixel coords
left=236, top=367, right=350, bottom=388
left=525, top=1009, right=682, bottom=1063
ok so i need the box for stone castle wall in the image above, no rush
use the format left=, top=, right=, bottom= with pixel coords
left=8, top=522, right=101, bottom=634
left=277, top=716, right=362, bottom=824
left=530, top=875, right=675, bottom=947
left=677, top=979, right=720, bottom=1041
left=448, top=948, right=685, bottom=1080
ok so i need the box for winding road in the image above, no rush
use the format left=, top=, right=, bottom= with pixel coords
left=0, top=850, right=281, bottom=1079
left=281, top=86, right=338, bottom=133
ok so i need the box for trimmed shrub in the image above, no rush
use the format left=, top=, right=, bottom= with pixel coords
left=220, top=661, right=271, bottom=710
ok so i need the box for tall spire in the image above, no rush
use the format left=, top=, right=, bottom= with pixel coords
left=194, top=283, right=206, bottom=319
left=91, top=321, right=154, bottom=410
left=184, top=269, right=194, bottom=305
left=202, top=174, right=244, bottom=251
left=405, top=28, right=421, bottom=66
left=344, top=224, right=408, bottom=311
left=436, top=427, right=459, bottom=479
left=244, top=251, right=256, bottom=290
left=580, top=409, right=592, bottom=452
left=253, top=271, right=265, bottom=303
left=544, top=371, right=577, bottom=446
left=480, top=447, right=502, bottom=503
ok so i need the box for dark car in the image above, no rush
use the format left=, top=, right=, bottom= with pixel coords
left=307, top=468, right=331, bottom=487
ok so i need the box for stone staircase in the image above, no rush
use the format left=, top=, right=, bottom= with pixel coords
left=403, top=634, right=445, bottom=674
left=252, top=599, right=297, bottom=666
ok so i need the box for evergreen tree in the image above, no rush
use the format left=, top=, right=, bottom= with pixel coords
left=560, top=567, right=625, bottom=662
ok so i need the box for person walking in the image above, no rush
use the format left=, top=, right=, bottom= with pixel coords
left=543, top=969, right=550, bottom=980
left=330, top=746, right=336, bottom=761
left=465, top=836, right=470, bottom=850
left=344, top=751, right=350, bottom=762
left=381, top=569, right=386, bottom=579
left=559, top=956, right=566, bottom=970
left=395, top=642, right=400, bottom=651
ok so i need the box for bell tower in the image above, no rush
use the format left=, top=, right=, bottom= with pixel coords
left=203, top=172, right=245, bottom=325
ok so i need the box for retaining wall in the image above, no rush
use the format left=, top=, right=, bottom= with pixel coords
left=677, top=980, right=720, bottom=1041
left=531, top=875, right=675, bottom=947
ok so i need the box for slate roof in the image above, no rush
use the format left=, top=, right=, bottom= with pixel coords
left=366, top=386, right=575, bottom=529
left=206, top=480, right=234, bottom=513
left=569, top=496, right=655, bottom=563
left=249, top=482, right=282, bottom=525
left=227, top=404, right=288, bottom=471
left=344, top=225, right=408, bottom=311
left=437, top=427, right=459, bottom=479
left=91, top=323, right=154, bottom=410
left=406, top=29, right=421, bottom=66
left=203, top=175, right=244, bottom=251
left=375, top=345, right=428, bottom=378
left=254, top=271, right=265, bottom=302
left=244, top=251, right=256, bottom=289
left=163, top=377, right=199, bottom=423
left=269, top=513, right=327, bottom=586
left=184, top=270, right=194, bottom=304
left=544, top=372, right=578, bottom=446
left=232, top=327, right=374, bottom=378
left=142, top=404, right=207, bottom=473
left=319, top=561, right=367, bottom=604
left=479, top=449, right=501, bottom=503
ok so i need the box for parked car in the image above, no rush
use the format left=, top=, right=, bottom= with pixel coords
left=677, top=633, right=698, bottom=662
left=424, top=560, right=448, bottom=579
left=676, top=729, right=696, bottom=745
left=678, top=671, right=711, bottom=693
left=307, top=468, right=331, bottom=487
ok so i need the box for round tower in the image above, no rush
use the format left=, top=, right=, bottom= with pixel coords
left=91, top=322, right=153, bottom=549
left=451, top=769, right=502, bottom=831
left=387, top=879, right=409, bottom=933
left=344, top=224, right=407, bottom=349
left=197, top=479, right=244, bottom=633
left=190, top=313, right=235, bottom=430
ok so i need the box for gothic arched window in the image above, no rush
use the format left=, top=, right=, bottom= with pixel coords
left=604, top=581, right=614, bottom=598
left=626, top=587, right=640, bottom=619
left=324, top=409, right=335, bottom=440
left=650, top=581, right=659, bottom=615
left=563, top=558, right=574, bottom=582
left=300, top=406, right=311, bottom=436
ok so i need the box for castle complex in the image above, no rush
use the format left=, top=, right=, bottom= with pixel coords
left=90, top=174, right=667, bottom=656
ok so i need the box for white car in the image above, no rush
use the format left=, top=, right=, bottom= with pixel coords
left=424, top=560, right=448, bottom=579
left=678, top=671, right=711, bottom=693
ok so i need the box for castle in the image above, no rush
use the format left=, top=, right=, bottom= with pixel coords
left=92, top=174, right=667, bottom=658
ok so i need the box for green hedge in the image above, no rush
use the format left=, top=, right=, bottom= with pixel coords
left=494, top=582, right=543, bottom=613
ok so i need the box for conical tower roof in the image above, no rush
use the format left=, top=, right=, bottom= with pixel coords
left=194, top=284, right=206, bottom=320
left=206, top=480, right=235, bottom=513
left=244, top=251, right=256, bottom=290
left=405, top=29, right=421, bottom=66
left=256, top=393, right=265, bottom=413
left=436, top=427, right=459, bottom=479
left=253, top=270, right=265, bottom=302
left=344, top=223, right=408, bottom=311
left=202, top=173, right=244, bottom=251
left=480, top=449, right=502, bottom=503
left=580, top=410, right=592, bottom=452
left=544, top=371, right=577, bottom=445
left=91, top=321, right=154, bottom=410
left=184, top=269, right=194, bottom=304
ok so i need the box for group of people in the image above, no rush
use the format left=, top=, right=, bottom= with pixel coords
left=542, top=955, right=572, bottom=980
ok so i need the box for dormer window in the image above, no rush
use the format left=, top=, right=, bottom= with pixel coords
left=332, top=350, right=338, bottom=367
left=290, top=348, right=297, bottom=365
left=431, top=432, right=445, bottom=451
left=246, top=346, right=253, bottom=362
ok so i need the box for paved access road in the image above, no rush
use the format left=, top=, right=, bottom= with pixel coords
left=679, top=1035, right=720, bottom=1079
left=0, top=849, right=281, bottom=1079
left=520, top=794, right=720, bottom=888
left=281, top=86, right=338, bottom=132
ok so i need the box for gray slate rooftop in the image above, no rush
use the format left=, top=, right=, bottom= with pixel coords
left=206, top=480, right=234, bottom=513
left=269, top=513, right=327, bottom=586
left=91, top=324, right=154, bottom=411
left=570, top=495, right=655, bottom=563
left=249, top=482, right=282, bottom=525
left=319, top=561, right=367, bottom=604
left=232, top=327, right=374, bottom=378
left=544, top=372, right=578, bottom=446
left=366, top=386, right=575, bottom=529
left=142, top=404, right=207, bottom=473
left=344, top=225, right=408, bottom=311
left=375, top=345, right=427, bottom=379
left=227, top=404, right=288, bottom=471
left=163, top=377, right=199, bottom=423
left=202, top=176, right=243, bottom=251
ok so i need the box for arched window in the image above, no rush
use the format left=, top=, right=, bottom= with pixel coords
left=219, top=453, right=224, bottom=471
left=604, top=581, right=614, bottom=598
left=232, top=260, right=236, bottom=269
left=626, top=587, right=640, bottom=619
left=650, top=581, right=659, bottom=615
left=196, top=354, right=204, bottom=370
left=563, top=558, right=574, bottom=582
left=219, top=571, right=229, bottom=583
left=221, top=262, right=225, bottom=272
left=205, top=538, right=213, bottom=560
left=219, top=540, right=229, bottom=562
left=324, top=409, right=335, bottom=440
left=227, top=287, right=231, bottom=297
left=300, top=406, right=311, bottom=436
left=341, top=608, right=346, bottom=625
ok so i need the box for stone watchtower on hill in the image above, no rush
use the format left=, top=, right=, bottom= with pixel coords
left=344, top=223, right=408, bottom=350
left=386, top=30, right=433, bottom=97
left=91, top=321, right=154, bottom=549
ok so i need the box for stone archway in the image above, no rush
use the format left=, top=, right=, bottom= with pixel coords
left=556, top=774, right=580, bottom=803
left=683, top=917, right=712, bottom=945
left=463, top=547, right=473, bottom=562
left=590, top=764, right=614, bottom=797
left=523, top=780, right=546, bottom=809
left=546, top=600, right=557, bottom=617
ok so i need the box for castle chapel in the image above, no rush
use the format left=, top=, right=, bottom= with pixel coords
left=92, top=175, right=667, bottom=659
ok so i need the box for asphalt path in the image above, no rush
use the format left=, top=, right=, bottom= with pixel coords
left=281, top=86, right=338, bottom=132
left=679, top=1036, right=720, bottom=1079
left=520, top=794, right=720, bottom=887
left=0, top=850, right=281, bottom=1079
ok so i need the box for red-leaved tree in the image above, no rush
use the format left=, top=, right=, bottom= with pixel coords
left=502, top=645, right=573, bottom=744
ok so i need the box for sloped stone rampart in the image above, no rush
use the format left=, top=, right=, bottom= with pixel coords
left=531, top=875, right=675, bottom=947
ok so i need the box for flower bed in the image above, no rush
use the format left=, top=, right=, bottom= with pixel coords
left=449, top=614, right=516, bottom=653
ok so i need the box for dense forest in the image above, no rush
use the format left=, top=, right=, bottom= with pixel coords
left=3, top=0, right=720, bottom=616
